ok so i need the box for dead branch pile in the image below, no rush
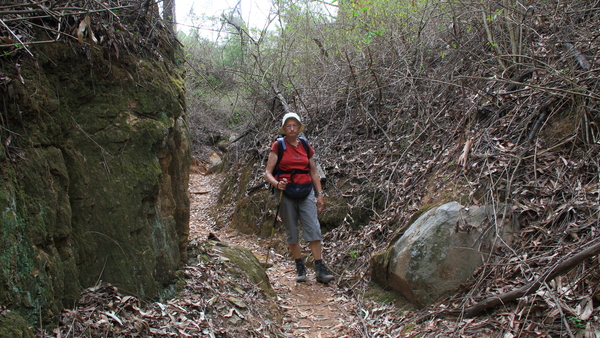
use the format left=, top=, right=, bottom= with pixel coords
left=0, top=0, right=177, bottom=61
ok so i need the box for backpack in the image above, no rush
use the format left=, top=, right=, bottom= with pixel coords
left=272, top=136, right=313, bottom=199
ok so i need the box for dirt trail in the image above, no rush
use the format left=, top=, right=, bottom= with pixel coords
left=188, top=172, right=359, bottom=337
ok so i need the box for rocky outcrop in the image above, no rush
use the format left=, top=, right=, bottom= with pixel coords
left=202, top=240, right=275, bottom=297
left=0, top=42, right=190, bottom=325
left=372, top=202, right=516, bottom=307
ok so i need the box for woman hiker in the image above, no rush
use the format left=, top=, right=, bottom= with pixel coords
left=264, top=112, right=334, bottom=284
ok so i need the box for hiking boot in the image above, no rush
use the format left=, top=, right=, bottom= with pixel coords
left=315, top=260, right=334, bottom=284
left=295, top=259, right=307, bottom=283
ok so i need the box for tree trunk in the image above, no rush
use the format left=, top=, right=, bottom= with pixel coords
left=163, top=0, right=175, bottom=32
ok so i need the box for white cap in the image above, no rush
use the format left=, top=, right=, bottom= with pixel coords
left=280, top=112, right=306, bottom=133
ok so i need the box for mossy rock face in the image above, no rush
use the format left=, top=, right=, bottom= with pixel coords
left=206, top=241, right=275, bottom=297
left=0, top=41, right=189, bottom=326
left=362, top=282, right=414, bottom=311
left=0, top=311, right=35, bottom=338
left=1, top=147, right=80, bottom=322
left=370, top=247, right=393, bottom=288
left=231, top=194, right=266, bottom=235
left=318, top=193, right=350, bottom=232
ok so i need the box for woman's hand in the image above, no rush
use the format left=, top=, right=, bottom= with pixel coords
left=316, top=194, right=324, bottom=212
left=276, top=178, right=288, bottom=191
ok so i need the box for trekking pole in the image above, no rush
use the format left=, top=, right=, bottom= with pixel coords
left=264, top=189, right=283, bottom=269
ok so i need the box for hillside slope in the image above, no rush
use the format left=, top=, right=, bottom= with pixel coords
left=210, top=0, right=599, bottom=335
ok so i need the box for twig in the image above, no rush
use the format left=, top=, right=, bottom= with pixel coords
left=231, top=128, right=255, bottom=143
left=1, top=5, right=135, bottom=23
left=450, top=239, right=600, bottom=317
left=270, top=81, right=291, bottom=114
left=354, top=302, right=372, bottom=338
left=455, top=75, right=600, bottom=101
left=0, top=18, right=34, bottom=56
left=71, top=117, right=114, bottom=157
left=543, top=282, right=575, bottom=338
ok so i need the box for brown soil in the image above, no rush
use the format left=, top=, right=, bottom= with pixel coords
left=189, top=172, right=360, bottom=337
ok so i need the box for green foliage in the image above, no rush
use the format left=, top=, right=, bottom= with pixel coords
left=337, top=0, right=433, bottom=48
left=179, top=16, right=275, bottom=134
left=568, top=317, right=586, bottom=330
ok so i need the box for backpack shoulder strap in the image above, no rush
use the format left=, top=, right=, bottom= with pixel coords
left=274, top=137, right=285, bottom=174
left=277, top=137, right=286, bottom=153
left=299, top=137, right=309, bottom=154
left=299, top=137, right=311, bottom=169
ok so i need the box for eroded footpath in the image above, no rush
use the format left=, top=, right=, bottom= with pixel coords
left=189, top=172, right=360, bottom=338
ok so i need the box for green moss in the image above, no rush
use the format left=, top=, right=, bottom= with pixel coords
left=186, top=244, right=212, bottom=265
left=362, top=282, right=413, bottom=311
left=208, top=241, right=275, bottom=297
left=170, top=270, right=188, bottom=296
left=0, top=311, right=35, bottom=338
left=370, top=248, right=391, bottom=286
left=0, top=153, right=78, bottom=324
left=401, top=322, right=416, bottom=334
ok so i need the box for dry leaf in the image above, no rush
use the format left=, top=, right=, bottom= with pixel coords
left=227, top=297, right=247, bottom=308
left=121, top=295, right=134, bottom=303
left=76, top=16, right=89, bottom=43
left=133, top=318, right=149, bottom=333
left=77, top=15, right=97, bottom=44
left=577, top=297, right=594, bottom=321
left=223, top=308, right=235, bottom=318
left=177, top=328, right=193, bottom=337
left=456, top=139, right=473, bottom=168
left=102, top=311, right=123, bottom=326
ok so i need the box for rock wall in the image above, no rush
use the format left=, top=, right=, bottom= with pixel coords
left=0, top=43, right=190, bottom=325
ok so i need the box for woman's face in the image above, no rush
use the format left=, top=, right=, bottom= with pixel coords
left=283, top=118, right=301, bottom=136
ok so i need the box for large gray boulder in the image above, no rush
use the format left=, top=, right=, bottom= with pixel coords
left=372, top=202, right=516, bottom=307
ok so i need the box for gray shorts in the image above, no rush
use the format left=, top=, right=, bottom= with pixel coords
left=278, top=190, right=322, bottom=244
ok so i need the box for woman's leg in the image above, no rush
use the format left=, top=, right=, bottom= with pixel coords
left=309, top=240, right=322, bottom=260
left=279, top=196, right=307, bottom=281
left=289, top=242, right=306, bottom=282
left=310, top=240, right=333, bottom=283
left=289, top=242, right=302, bottom=260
